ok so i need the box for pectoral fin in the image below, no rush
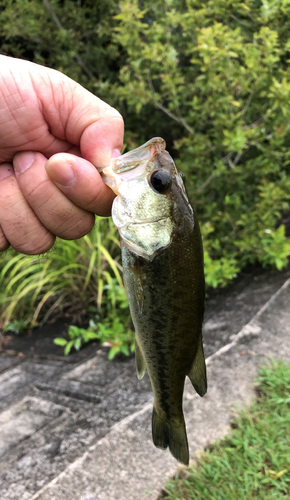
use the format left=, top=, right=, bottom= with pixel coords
left=135, top=339, right=147, bottom=380
left=188, top=336, right=207, bottom=397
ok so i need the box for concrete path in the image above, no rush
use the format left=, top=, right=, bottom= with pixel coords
left=1, top=266, right=290, bottom=499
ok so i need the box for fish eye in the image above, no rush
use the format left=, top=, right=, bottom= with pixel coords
left=149, top=170, right=172, bottom=194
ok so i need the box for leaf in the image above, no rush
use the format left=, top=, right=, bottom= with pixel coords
left=274, top=469, right=287, bottom=479
left=64, top=340, right=74, bottom=356
left=108, top=346, right=120, bottom=360
left=86, top=332, right=100, bottom=340
left=53, top=338, right=68, bottom=346
left=74, top=337, right=82, bottom=351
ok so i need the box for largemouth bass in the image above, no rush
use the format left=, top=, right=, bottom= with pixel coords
left=100, top=137, right=206, bottom=465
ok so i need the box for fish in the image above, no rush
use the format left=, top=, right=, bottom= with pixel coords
left=100, top=137, right=207, bottom=465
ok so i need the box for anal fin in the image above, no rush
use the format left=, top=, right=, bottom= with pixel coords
left=188, top=336, right=207, bottom=397
left=135, top=339, right=147, bottom=380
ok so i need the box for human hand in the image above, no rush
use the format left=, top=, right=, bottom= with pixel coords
left=0, top=55, right=124, bottom=254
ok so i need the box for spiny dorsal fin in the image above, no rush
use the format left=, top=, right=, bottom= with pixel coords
left=188, top=336, right=207, bottom=397
left=135, top=339, right=147, bottom=380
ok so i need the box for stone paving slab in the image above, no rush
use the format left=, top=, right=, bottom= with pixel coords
left=0, top=396, right=65, bottom=456
left=28, top=277, right=290, bottom=500
left=35, top=379, right=103, bottom=404
left=0, top=356, right=22, bottom=373
left=0, top=354, right=152, bottom=499
left=202, top=265, right=290, bottom=356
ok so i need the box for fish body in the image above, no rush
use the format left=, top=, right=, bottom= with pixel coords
left=101, top=138, right=206, bottom=465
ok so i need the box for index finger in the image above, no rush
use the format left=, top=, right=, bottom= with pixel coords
left=45, top=153, right=116, bottom=216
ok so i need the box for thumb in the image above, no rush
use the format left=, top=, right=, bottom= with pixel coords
left=80, top=113, right=124, bottom=168
left=63, top=84, right=124, bottom=167
left=26, top=59, right=124, bottom=167
left=54, top=79, right=124, bottom=168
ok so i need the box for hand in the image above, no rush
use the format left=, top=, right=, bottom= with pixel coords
left=0, top=55, right=124, bottom=254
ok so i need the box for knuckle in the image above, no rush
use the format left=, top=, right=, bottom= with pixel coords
left=12, top=231, right=55, bottom=255
left=55, top=213, right=95, bottom=240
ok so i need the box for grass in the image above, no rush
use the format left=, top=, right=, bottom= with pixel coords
left=0, top=217, right=124, bottom=329
left=0, top=217, right=136, bottom=359
left=162, top=360, right=290, bottom=500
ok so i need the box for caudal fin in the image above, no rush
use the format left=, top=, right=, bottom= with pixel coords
left=152, top=407, right=189, bottom=465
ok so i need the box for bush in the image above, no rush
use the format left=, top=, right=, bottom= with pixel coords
left=111, top=0, right=290, bottom=285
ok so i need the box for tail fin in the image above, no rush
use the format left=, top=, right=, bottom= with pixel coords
left=152, top=407, right=189, bottom=465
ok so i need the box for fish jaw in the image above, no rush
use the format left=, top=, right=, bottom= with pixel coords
left=99, top=137, right=166, bottom=195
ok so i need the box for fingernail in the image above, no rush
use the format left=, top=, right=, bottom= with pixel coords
left=112, top=148, right=122, bottom=158
left=0, top=165, right=14, bottom=180
left=45, top=158, right=76, bottom=187
left=94, top=148, right=122, bottom=170
left=13, top=152, right=35, bottom=174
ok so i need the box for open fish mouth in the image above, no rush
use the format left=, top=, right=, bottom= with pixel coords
left=99, top=137, right=167, bottom=194
left=106, top=137, right=165, bottom=173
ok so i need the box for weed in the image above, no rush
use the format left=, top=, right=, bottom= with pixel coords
left=0, top=218, right=122, bottom=328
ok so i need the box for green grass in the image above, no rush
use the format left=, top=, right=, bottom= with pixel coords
left=0, top=217, right=136, bottom=359
left=162, top=360, right=290, bottom=500
left=0, top=217, right=124, bottom=328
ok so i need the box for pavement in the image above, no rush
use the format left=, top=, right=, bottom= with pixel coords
left=0, top=264, right=290, bottom=500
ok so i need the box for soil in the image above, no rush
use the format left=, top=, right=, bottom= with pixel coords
left=0, top=319, right=100, bottom=362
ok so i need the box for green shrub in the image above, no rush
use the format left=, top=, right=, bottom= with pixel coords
left=0, top=0, right=121, bottom=92
left=111, top=0, right=290, bottom=285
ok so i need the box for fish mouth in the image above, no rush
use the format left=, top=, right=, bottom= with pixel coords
left=101, top=137, right=166, bottom=174
left=98, top=138, right=166, bottom=194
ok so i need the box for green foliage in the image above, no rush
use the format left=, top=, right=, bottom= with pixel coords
left=3, top=318, right=30, bottom=334
left=0, top=215, right=135, bottom=359
left=54, top=325, right=99, bottom=356
left=89, top=277, right=135, bottom=359
left=111, top=0, right=290, bottom=286
left=90, top=317, right=135, bottom=359
left=1, top=0, right=290, bottom=291
left=163, top=360, right=290, bottom=499
left=54, top=277, right=135, bottom=359
left=0, top=0, right=121, bottom=93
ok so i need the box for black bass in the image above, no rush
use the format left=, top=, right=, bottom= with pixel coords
left=100, top=137, right=206, bottom=465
